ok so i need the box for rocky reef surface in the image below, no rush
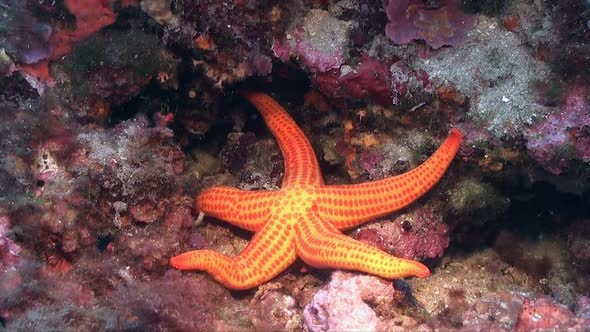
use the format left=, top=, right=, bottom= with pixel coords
left=1, top=0, right=590, bottom=330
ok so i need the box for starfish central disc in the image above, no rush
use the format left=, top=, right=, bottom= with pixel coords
left=170, top=91, right=463, bottom=290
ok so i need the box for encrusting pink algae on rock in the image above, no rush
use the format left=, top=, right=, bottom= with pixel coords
left=303, top=271, right=395, bottom=332
left=527, top=86, right=590, bottom=175
left=385, top=0, right=477, bottom=49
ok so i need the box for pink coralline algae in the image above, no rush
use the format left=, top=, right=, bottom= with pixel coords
left=515, top=296, right=590, bottom=331
left=314, top=55, right=433, bottom=106
left=20, top=111, right=186, bottom=261
left=526, top=86, right=590, bottom=175
left=0, top=215, right=23, bottom=318
left=249, top=284, right=302, bottom=330
left=272, top=9, right=349, bottom=73
left=578, top=296, right=590, bottom=320
left=359, top=150, right=386, bottom=177
left=356, top=204, right=449, bottom=260
left=461, top=292, right=524, bottom=331
left=0, top=216, right=21, bottom=272
left=385, top=0, right=478, bottom=49
left=460, top=292, right=590, bottom=331
left=303, top=271, right=395, bottom=332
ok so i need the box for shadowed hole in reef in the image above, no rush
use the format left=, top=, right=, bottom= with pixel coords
left=97, top=233, right=115, bottom=252
left=453, top=179, right=590, bottom=245
left=504, top=181, right=589, bottom=237
left=448, top=180, right=590, bottom=266
left=107, top=57, right=196, bottom=126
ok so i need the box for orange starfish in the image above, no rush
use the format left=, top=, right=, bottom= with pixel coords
left=170, top=91, right=462, bottom=290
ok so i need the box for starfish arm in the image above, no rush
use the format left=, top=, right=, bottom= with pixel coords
left=294, top=213, right=430, bottom=278
left=170, top=219, right=297, bottom=290
left=315, top=129, right=462, bottom=230
left=196, top=186, right=278, bottom=232
left=239, top=90, right=323, bottom=187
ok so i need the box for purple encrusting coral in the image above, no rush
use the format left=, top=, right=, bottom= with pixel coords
left=526, top=86, right=590, bottom=174
left=385, top=0, right=478, bottom=49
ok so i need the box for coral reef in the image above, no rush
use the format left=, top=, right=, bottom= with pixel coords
left=1, top=0, right=590, bottom=330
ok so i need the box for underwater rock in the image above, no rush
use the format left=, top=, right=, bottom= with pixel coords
left=448, top=178, right=509, bottom=225
left=220, top=132, right=284, bottom=190
left=140, top=0, right=178, bottom=26
left=112, top=270, right=228, bottom=330
left=385, top=0, right=477, bottom=49
left=516, top=296, right=590, bottom=330
left=567, top=220, right=590, bottom=273
left=416, top=16, right=550, bottom=139
left=303, top=271, right=394, bottom=331
left=55, top=29, right=170, bottom=107
left=0, top=216, right=21, bottom=281
left=314, top=55, right=433, bottom=107
left=273, top=9, right=350, bottom=73
left=21, top=0, right=118, bottom=82
left=356, top=203, right=449, bottom=260
left=461, top=291, right=524, bottom=331
left=526, top=85, right=590, bottom=175
left=249, top=283, right=302, bottom=330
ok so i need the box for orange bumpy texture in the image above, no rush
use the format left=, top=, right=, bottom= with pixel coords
left=170, top=91, right=463, bottom=290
